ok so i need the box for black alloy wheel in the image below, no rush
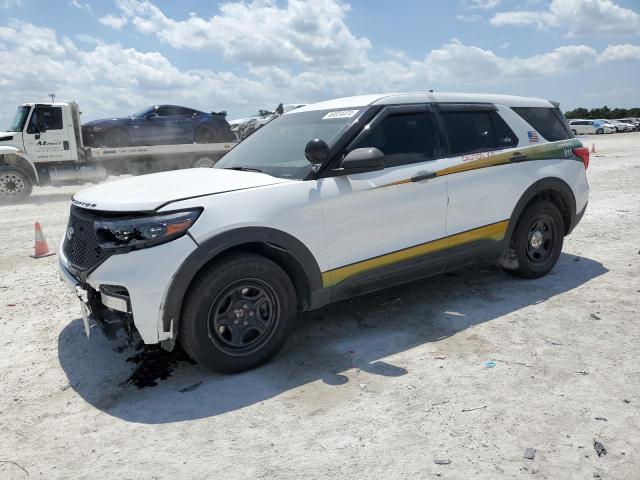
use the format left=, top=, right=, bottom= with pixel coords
left=506, top=200, right=564, bottom=279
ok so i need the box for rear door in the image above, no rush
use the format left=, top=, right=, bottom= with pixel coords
left=320, top=105, right=450, bottom=294
left=435, top=104, right=525, bottom=265
left=22, top=105, right=74, bottom=162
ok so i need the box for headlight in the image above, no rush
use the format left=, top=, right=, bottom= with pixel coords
left=95, top=209, right=201, bottom=251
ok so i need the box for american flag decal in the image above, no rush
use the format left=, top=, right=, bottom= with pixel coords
left=528, top=131, right=539, bottom=143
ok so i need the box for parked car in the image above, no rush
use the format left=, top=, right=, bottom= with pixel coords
left=82, top=105, right=236, bottom=147
left=616, top=118, right=639, bottom=130
left=60, top=92, right=589, bottom=373
left=568, top=119, right=614, bottom=135
left=230, top=103, right=307, bottom=140
left=600, top=119, right=634, bottom=133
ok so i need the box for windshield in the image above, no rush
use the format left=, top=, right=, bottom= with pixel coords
left=8, top=106, right=30, bottom=132
left=131, top=106, right=154, bottom=119
left=215, top=108, right=365, bottom=179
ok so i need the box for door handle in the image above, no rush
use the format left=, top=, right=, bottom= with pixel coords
left=411, top=171, right=437, bottom=182
left=509, top=152, right=528, bottom=163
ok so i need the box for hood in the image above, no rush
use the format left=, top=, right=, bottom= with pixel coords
left=83, top=118, right=128, bottom=128
left=72, top=168, right=289, bottom=212
left=0, top=132, right=21, bottom=148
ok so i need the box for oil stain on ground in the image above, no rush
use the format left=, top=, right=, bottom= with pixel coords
left=123, top=345, right=195, bottom=389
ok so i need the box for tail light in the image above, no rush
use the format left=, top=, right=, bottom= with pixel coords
left=573, top=147, right=589, bottom=170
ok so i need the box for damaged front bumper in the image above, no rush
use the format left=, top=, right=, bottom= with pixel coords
left=59, top=256, right=136, bottom=341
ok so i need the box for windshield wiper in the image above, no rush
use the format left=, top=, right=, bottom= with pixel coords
left=223, top=166, right=265, bottom=174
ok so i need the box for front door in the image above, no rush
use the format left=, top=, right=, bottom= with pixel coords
left=320, top=105, right=450, bottom=297
left=23, top=105, right=74, bottom=162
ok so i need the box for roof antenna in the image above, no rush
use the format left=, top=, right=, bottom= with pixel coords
left=429, top=89, right=434, bottom=93
left=48, top=92, right=56, bottom=102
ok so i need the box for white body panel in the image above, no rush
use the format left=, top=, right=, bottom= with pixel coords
left=72, top=168, right=288, bottom=212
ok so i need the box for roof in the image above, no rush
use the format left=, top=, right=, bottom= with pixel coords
left=292, top=92, right=554, bottom=113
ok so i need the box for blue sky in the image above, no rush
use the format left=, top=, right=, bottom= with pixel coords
left=0, top=0, right=639, bottom=122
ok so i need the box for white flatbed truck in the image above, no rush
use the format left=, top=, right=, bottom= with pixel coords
left=0, top=101, right=237, bottom=202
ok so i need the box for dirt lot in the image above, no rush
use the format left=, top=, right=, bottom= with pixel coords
left=1, top=133, right=639, bottom=479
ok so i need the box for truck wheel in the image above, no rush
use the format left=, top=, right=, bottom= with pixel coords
left=0, top=166, right=33, bottom=203
left=179, top=253, right=297, bottom=373
left=194, top=126, right=217, bottom=143
left=104, top=128, right=130, bottom=147
left=193, top=156, right=218, bottom=168
left=505, top=200, right=564, bottom=279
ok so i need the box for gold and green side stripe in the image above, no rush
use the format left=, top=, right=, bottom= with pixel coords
left=321, top=220, right=509, bottom=288
left=374, top=139, right=584, bottom=189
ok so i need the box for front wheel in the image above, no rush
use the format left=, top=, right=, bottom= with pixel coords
left=0, top=166, right=33, bottom=203
left=179, top=253, right=297, bottom=373
left=596, top=128, right=604, bottom=135
left=505, top=200, right=564, bottom=279
left=194, top=125, right=217, bottom=143
left=571, top=129, right=577, bottom=136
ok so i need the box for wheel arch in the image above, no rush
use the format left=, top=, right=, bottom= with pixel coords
left=506, top=177, right=577, bottom=242
left=162, top=227, right=326, bottom=336
left=0, top=151, right=39, bottom=184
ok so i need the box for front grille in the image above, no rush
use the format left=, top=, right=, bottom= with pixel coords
left=63, top=206, right=109, bottom=271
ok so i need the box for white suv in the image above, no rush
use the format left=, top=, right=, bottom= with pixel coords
left=59, top=93, right=589, bottom=373
left=568, top=119, right=614, bottom=135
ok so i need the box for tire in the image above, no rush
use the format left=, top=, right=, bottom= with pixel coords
left=0, top=166, right=33, bottom=203
left=104, top=128, right=130, bottom=147
left=571, top=129, right=577, bottom=136
left=193, top=156, right=218, bottom=168
left=505, top=200, right=564, bottom=279
left=179, top=253, right=297, bottom=373
left=194, top=125, right=217, bottom=143
left=596, top=128, right=604, bottom=135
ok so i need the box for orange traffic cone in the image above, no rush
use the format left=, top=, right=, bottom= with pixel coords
left=591, top=142, right=596, bottom=154
left=31, top=222, right=55, bottom=258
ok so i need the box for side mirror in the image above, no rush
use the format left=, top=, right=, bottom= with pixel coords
left=275, top=103, right=284, bottom=115
left=305, top=138, right=330, bottom=165
left=340, top=147, right=385, bottom=173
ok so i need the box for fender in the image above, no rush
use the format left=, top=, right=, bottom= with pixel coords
left=505, top=177, right=577, bottom=243
left=161, top=227, right=326, bottom=334
left=0, top=148, right=39, bottom=184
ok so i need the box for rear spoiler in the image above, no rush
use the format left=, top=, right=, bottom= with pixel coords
left=211, top=110, right=227, bottom=116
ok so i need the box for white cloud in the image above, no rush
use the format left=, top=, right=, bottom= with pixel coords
left=456, top=14, right=483, bottom=23
left=70, top=0, right=92, bottom=14
left=99, top=14, right=128, bottom=29
left=468, top=0, right=502, bottom=10
left=491, top=0, right=640, bottom=37
left=110, top=0, right=371, bottom=69
left=1, top=0, right=22, bottom=8
left=600, top=43, right=640, bottom=62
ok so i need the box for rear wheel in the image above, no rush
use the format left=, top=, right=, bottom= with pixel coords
left=0, top=166, right=33, bottom=203
left=194, top=125, right=217, bottom=143
left=179, top=253, right=297, bottom=373
left=571, top=129, right=577, bottom=135
left=193, top=156, right=218, bottom=168
left=104, top=128, right=130, bottom=147
left=506, top=200, right=564, bottom=279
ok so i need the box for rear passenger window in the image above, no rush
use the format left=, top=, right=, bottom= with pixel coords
left=512, top=107, right=571, bottom=142
left=441, top=111, right=517, bottom=156
left=355, top=112, right=442, bottom=168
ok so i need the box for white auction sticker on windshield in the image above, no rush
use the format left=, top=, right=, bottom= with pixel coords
left=322, top=110, right=359, bottom=120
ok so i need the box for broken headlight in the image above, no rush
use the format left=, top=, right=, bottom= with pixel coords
left=95, top=209, right=201, bottom=251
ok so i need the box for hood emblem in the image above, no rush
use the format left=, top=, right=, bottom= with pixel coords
left=66, top=226, right=75, bottom=241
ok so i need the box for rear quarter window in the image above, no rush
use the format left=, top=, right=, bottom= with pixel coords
left=441, top=110, right=518, bottom=156
left=512, top=107, right=572, bottom=142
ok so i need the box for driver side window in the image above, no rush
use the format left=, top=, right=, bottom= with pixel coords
left=354, top=112, right=442, bottom=168
left=27, top=107, right=63, bottom=133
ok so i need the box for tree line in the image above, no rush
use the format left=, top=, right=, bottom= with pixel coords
left=564, top=106, right=640, bottom=119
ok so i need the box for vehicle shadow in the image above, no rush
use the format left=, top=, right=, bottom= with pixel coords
left=58, top=253, right=607, bottom=424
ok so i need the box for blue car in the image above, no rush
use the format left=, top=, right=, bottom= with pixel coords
left=82, top=105, right=236, bottom=147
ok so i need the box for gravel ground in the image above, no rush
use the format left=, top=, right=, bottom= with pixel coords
left=1, top=133, right=639, bottom=479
